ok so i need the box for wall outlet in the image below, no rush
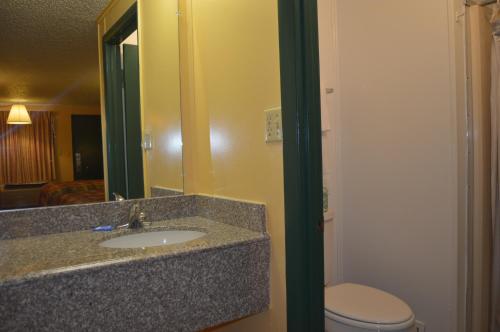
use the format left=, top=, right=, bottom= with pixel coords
left=415, top=320, right=425, bottom=332
left=265, top=107, right=282, bottom=143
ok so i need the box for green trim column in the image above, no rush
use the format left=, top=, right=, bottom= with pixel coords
left=278, top=0, right=325, bottom=330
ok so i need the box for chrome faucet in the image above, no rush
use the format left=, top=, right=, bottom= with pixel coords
left=113, top=192, right=125, bottom=201
left=118, top=204, right=146, bottom=229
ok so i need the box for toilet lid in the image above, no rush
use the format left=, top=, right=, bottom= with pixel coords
left=325, top=283, right=414, bottom=325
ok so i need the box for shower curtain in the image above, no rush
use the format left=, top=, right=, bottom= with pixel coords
left=491, top=9, right=500, bottom=331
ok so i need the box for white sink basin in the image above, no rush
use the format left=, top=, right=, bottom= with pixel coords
left=99, top=230, right=206, bottom=249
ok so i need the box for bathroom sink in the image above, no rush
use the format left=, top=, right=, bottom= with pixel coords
left=99, top=230, right=206, bottom=249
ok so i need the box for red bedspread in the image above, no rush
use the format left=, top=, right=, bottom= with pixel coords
left=39, top=180, right=105, bottom=206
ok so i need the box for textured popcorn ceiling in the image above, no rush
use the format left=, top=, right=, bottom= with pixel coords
left=0, top=0, right=110, bottom=106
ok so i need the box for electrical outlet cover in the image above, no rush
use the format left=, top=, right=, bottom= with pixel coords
left=265, top=107, right=282, bottom=143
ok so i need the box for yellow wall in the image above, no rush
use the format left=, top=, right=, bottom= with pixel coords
left=180, top=0, right=286, bottom=330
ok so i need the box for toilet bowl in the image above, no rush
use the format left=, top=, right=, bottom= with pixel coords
left=325, top=283, right=415, bottom=332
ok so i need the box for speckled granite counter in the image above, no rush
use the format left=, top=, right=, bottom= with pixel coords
left=0, top=217, right=266, bottom=283
left=0, top=196, right=270, bottom=332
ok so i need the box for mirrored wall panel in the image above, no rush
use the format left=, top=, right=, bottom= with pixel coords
left=0, top=0, right=184, bottom=211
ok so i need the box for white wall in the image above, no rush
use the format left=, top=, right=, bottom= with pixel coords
left=330, top=0, right=464, bottom=331
left=468, top=5, right=493, bottom=332
left=318, top=0, right=338, bottom=287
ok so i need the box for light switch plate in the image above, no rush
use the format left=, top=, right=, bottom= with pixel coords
left=265, top=107, right=282, bottom=143
left=143, top=134, right=153, bottom=151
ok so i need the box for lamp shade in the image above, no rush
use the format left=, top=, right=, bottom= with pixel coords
left=7, top=104, right=31, bottom=124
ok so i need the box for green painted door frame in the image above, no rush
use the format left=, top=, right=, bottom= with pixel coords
left=122, top=44, right=144, bottom=199
left=278, top=0, right=325, bottom=331
left=102, top=3, right=144, bottom=199
left=103, top=42, right=126, bottom=199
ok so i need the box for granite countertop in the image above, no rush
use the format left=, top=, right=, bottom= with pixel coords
left=0, top=217, right=267, bottom=284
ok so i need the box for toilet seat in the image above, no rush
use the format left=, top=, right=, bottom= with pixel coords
left=325, top=283, right=415, bottom=331
left=325, top=310, right=415, bottom=330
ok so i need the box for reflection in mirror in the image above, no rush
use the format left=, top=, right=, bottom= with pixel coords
left=0, top=1, right=110, bottom=211
left=102, top=10, right=144, bottom=200
left=139, top=1, right=183, bottom=198
left=101, top=1, right=183, bottom=200
left=0, top=0, right=184, bottom=210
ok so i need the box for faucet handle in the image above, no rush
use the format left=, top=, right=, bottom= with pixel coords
left=128, top=204, right=139, bottom=222
left=139, top=212, right=152, bottom=227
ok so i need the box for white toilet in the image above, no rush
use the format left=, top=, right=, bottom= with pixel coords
left=324, top=283, right=415, bottom=332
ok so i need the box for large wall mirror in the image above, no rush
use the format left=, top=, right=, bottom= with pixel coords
left=0, top=0, right=183, bottom=211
